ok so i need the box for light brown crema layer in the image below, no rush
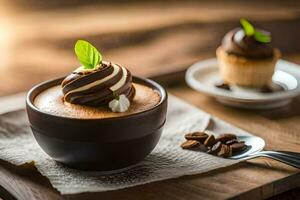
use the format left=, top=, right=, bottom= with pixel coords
left=34, top=83, right=161, bottom=119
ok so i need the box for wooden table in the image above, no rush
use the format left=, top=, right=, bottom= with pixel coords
left=0, top=1, right=299, bottom=199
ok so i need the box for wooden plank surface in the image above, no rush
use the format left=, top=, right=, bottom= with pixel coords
left=0, top=1, right=299, bottom=199
left=0, top=89, right=299, bottom=200
left=0, top=1, right=300, bottom=96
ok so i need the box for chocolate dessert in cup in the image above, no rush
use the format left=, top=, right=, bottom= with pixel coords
left=26, top=40, right=167, bottom=171
left=216, top=19, right=281, bottom=88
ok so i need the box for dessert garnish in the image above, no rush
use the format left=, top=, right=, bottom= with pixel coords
left=185, top=132, right=208, bottom=142
left=222, top=18, right=274, bottom=59
left=240, top=18, right=271, bottom=43
left=181, top=131, right=247, bottom=158
left=108, top=93, right=130, bottom=113
left=215, top=82, right=231, bottom=91
left=260, top=85, right=274, bottom=93
left=61, top=40, right=135, bottom=112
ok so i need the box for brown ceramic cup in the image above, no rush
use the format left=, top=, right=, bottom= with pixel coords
left=26, top=76, right=167, bottom=171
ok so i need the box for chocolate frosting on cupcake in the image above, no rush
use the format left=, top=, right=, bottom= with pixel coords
left=222, top=28, right=274, bottom=59
left=61, top=61, right=135, bottom=107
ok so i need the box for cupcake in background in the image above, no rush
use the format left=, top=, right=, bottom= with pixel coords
left=216, top=19, right=281, bottom=88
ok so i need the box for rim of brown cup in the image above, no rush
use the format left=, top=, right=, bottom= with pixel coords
left=26, top=76, right=167, bottom=122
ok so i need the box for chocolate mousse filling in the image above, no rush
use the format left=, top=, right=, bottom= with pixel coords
left=222, top=28, right=274, bottom=59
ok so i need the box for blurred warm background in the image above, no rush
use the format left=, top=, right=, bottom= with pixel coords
left=0, top=1, right=300, bottom=199
left=0, top=0, right=300, bottom=96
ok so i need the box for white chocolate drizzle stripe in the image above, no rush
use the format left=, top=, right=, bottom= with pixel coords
left=110, top=66, right=127, bottom=91
left=65, top=64, right=120, bottom=96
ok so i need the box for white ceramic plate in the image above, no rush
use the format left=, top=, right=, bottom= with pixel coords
left=185, top=58, right=300, bottom=109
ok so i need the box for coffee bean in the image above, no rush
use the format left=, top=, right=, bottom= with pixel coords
left=185, top=132, right=208, bottom=143
left=215, top=82, right=231, bottom=91
left=217, top=133, right=237, bottom=143
left=207, top=141, right=222, bottom=155
left=260, top=85, right=273, bottom=93
left=181, top=140, right=200, bottom=149
left=181, top=131, right=247, bottom=159
left=230, top=142, right=247, bottom=152
left=204, top=135, right=216, bottom=147
left=218, top=144, right=232, bottom=158
left=225, top=139, right=239, bottom=145
left=193, top=143, right=208, bottom=152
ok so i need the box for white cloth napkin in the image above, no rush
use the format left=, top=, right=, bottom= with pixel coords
left=0, top=94, right=251, bottom=194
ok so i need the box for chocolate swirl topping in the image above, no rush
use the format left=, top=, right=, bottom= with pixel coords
left=222, top=28, right=274, bottom=59
left=61, top=61, right=135, bottom=107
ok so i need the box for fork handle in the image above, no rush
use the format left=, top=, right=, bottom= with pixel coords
left=240, top=151, right=300, bottom=169
left=261, top=151, right=300, bottom=160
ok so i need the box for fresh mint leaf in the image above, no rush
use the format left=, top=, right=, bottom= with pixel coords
left=254, top=30, right=271, bottom=43
left=113, top=92, right=120, bottom=100
left=74, top=40, right=102, bottom=69
left=240, top=18, right=255, bottom=36
left=240, top=18, right=271, bottom=43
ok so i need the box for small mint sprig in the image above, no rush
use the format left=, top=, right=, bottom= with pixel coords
left=240, top=18, right=271, bottom=43
left=113, top=92, right=120, bottom=100
left=74, top=40, right=102, bottom=69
